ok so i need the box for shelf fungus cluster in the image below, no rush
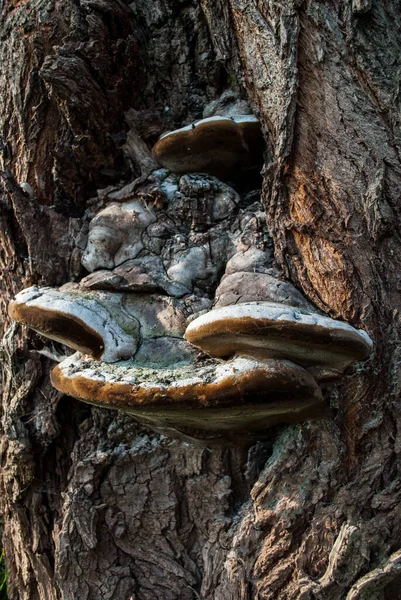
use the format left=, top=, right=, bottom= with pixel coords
left=9, top=109, right=373, bottom=443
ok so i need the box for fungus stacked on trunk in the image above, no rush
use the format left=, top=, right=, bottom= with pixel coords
left=51, top=354, right=325, bottom=444
left=8, top=105, right=373, bottom=443
left=185, top=302, right=373, bottom=382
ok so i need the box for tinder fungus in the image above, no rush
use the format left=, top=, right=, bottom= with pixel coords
left=51, top=352, right=325, bottom=443
left=185, top=301, right=373, bottom=376
left=213, top=272, right=313, bottom=309
left=78, top=173, right=250, bottom=298
left=152, top=115, right=263, bottom=178
left=8, top=285, right=190, bottom=363
left=8, top=168, right=373, bottom=443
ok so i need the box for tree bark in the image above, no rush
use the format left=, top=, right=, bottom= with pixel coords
left=1, top=1, right=401, bottom=599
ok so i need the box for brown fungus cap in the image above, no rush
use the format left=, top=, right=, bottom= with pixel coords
left=184, top=301, right=373, bottom=374
left=9, top=299, right=104, bottom=358
left=8, top=285, right=191, bottom=363
left=51, top=353, right=326, bottom=444
left=152, top=115, right=263, bottom=178
left=8, top=286, right=140, bottom=362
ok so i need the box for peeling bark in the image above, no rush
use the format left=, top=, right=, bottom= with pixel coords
left=1, top=1, right=401, bottom=599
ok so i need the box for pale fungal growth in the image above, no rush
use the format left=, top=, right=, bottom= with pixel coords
left=81, top=200, right=156, bottom=272
left=78, top=173, right=248, bottom=297
left=19, top=182, right=35, bottom=198
left=80, top=257, right=191, bottom=298
left=8, top=284, right=193, bottom=363
left=185, top=301, right=373, bottom=376
left=50, top=352, right=326, bottom=443
left=224, top=247, right=273, bottom=274
left=213, top=272, right=314, bottom=309
left=202, top=90, right=253, bottom=119
left=152, top=115, right=264, bottom=178
left=8, top=286, right=140, bottom=362
left=8, top=167, right=373, bottom=443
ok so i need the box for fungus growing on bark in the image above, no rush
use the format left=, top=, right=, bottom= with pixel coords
left=152, top=115, right=263, bottom=178
left=81, top=200, right=157, bottom=273
left=202, top=90, right=253, bottom=119
left=77, top=172, right=252, bottom=298
left=8, top=285, right=193, bottom=362
left=8, top=170, right=370, bottom=443
left=185, top=301, right=373, bottom=376
left=8, top=286, right=139, bottom=361
left=19, top=182, right=35, bottom=198
left=213, top=272, right=314, bottom=309
left=50, top=352, right=326, bottom=443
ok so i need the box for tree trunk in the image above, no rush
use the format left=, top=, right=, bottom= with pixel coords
left=1, top=1, right=401, bottom=599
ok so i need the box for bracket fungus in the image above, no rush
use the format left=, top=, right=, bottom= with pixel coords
left=8, top=168, right=373, bottom=443
left=152, top=115, right=264, bottom=178
left=50, top=353, right=326, bottom=444
left=9, top=285, right=137, bottom=362
left=212, top=272, right=314, bottom=309
left=9, top=284, right=194, bottom=363
left=81, top=199, right=157, bottom=273
left=185, top=302, right=373, bottom=379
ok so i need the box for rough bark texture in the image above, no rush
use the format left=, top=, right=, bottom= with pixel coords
left=1, top=1, right=401, bottom=600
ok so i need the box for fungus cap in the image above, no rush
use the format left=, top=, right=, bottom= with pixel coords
left=184, top=301, right=373, bottom=373
left=152, top=115, right=263, bottom=178
left=8, top=286, right=139, bottom=362
left=51, top=352, right=326, bottom=443
left=9, top=285, right=201, bottom=362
